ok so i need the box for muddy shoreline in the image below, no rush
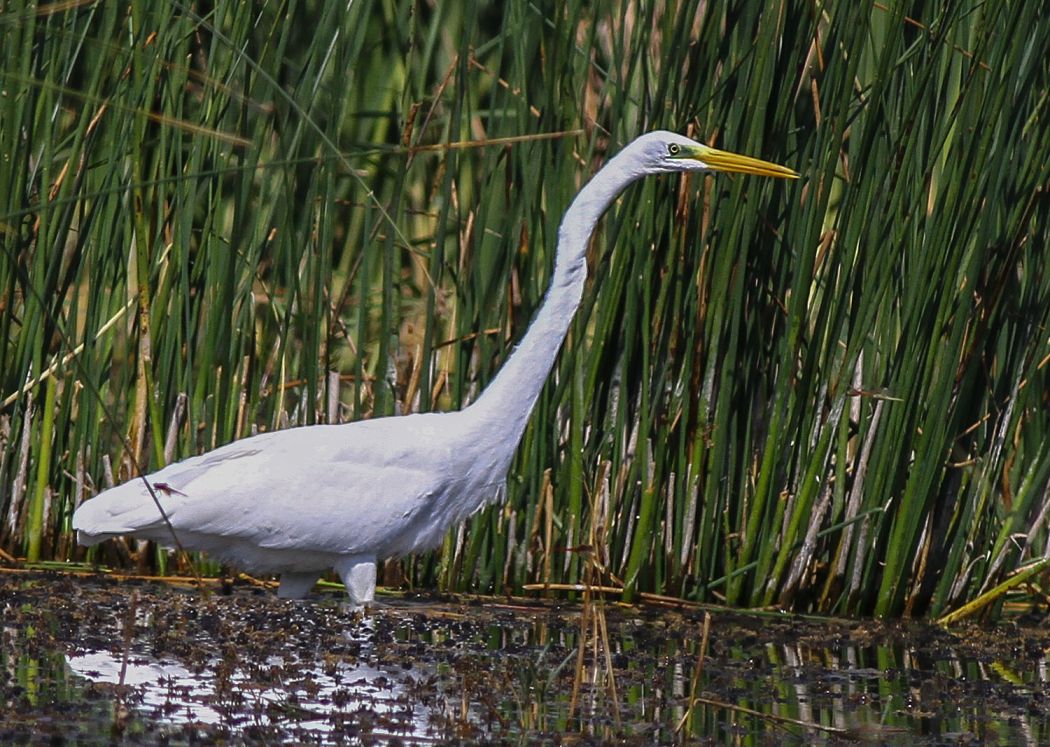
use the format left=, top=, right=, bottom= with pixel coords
left=2, top=571, right=1048, bottom=744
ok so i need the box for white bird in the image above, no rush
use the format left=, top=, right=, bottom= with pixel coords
left=73, top=132, right=797, bottom=607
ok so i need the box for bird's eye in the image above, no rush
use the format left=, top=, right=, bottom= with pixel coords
left=668, top=143, right=681, bottom=157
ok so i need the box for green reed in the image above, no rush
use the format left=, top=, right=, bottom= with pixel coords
left=1, top=0, right=1047, bottom=619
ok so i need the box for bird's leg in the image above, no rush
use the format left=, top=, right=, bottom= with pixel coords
left=335, top=556, right=377, bottom=609
left=277, top=572, right=319, bottom=599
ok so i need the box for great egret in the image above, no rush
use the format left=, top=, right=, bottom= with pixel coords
left=73, top=131, right=797, bottom=607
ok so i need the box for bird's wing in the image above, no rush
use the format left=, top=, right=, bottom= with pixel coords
left=72, top=440, right=271, bottom=540
left=74, top=415, right=453, bottom=556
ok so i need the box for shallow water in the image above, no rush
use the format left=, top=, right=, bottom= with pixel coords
left=2, top=572, right=1048, bottom=744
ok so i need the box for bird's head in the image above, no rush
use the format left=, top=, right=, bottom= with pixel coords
left=624, top=130, right=799, bottom=180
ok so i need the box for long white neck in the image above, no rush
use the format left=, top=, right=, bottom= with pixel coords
left=469, top=148, right=646, bottom=446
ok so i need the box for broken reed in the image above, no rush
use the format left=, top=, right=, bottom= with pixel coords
left=1, top=1, right=1048, bottom=619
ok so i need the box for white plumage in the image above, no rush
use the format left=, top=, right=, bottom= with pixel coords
left=73, top=132, right=796, bottom=606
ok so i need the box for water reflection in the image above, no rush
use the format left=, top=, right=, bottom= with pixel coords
left=66, top=624, right=433, bottom=737
left=3, top=581, right=1049, bottom=745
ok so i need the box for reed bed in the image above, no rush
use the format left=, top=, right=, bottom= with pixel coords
left=1, top=0, right=1047, bottom=618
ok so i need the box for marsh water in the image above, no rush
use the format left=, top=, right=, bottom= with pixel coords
left=2, top=571, right=1048, bottom=744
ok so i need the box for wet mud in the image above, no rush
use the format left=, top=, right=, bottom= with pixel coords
left=2, top=571, right=1049, bottom=744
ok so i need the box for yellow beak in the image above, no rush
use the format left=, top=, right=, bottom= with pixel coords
left=681, top=144, right=798, bottom=179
